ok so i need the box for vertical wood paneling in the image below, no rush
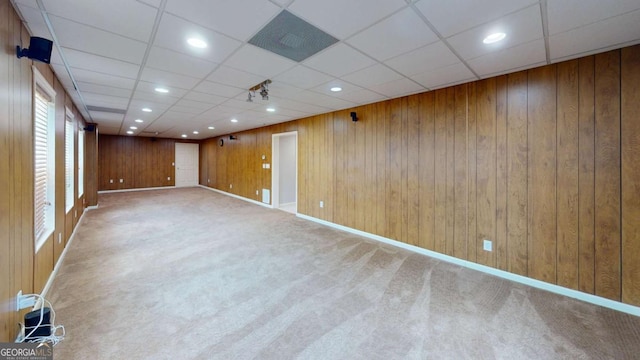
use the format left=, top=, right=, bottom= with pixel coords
left=363, top=105, right=377, bottom=234
left=434, top=90, right=447, bottom=253
left=385, top=99, right=403, bottom=241
left=476, top=78, right=497, bottom=267
left=556, top=60, right=580, bottom=289
left=419, top=92, right=436, bottom=251
left=621, top=45, right=640, bottom=306
left=333, top=114, right=347, bottom=224
left=467, top=83, right=478, bottom=263
left=578, top=57, right=596, bottom=294
left=400, top=98, right=410, bottom=245
left=445, top=88, right=455, bottom=256
left=594, top=51, right=621, bottom=300
left=527, top=65, right=557, bottom=283
left=375, top=102, right=387, bottom=236
left=407, top=96, right=421, bottom=247
left=0, top=0, right=12, bottom=342
left=453, top=85, right=468, bottom=259
left=495, top=76, right=508, bottom=270
left=506, top=71, right=529, bottom=276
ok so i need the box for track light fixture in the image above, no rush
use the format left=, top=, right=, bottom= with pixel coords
left=249, top=79, right=272, bottom=101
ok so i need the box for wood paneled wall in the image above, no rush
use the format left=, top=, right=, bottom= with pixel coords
left=97, top=135, right=177, bottom=191
left=0, top=0, right=89, bottom=342
left=200, top=46, right=640, bottom=307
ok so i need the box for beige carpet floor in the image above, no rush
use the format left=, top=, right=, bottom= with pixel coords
left=46, top=187, right=640, bottom=359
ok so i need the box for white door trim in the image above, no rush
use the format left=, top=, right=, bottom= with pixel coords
left=271, top=131, right=298, bottom=212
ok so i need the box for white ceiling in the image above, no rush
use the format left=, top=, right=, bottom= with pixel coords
left=11, top=0, right=640, bottom=139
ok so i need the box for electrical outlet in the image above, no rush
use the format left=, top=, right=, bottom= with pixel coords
left=208, top=179, right=210, bottom=183
left=483, top=239, right=493, bottom=252
left=167, top=177, right=171, bottom=181
left=16, top=291, right=35, bottom=311
left=109, top=179, right=113, bottom=184
left=58, top=233, right=62, bottom=244
left=230, top=184, right=233, bottom=189
left=256, top=190, right=259, bottom=195
left=319, top=201, right=324, bottom=208
left=119, top=179, right=123, bottom=183
left=16, top=290, right=22, bottom=311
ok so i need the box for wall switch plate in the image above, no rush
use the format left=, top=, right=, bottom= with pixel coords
left=256, top=190, right=259, bottom=195
left=109, top=179, right=113, bottom=183
left=320, top=201, right=324, bottom=208
left=483, top=239, right=493, bottom=252
left=167, top=177, right=171, bottom=181
left=58, top=233, right=62, bottom=244
left=119, top=179, right=123, bottom=183
left=230, top=184, right=233, bottom=189
left=265, top=164, right=270, bottom=169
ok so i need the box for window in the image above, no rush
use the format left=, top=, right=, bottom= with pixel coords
left=65, top=108, right=75, bottom=213
left=78, top=129, right=84, bottom=198
left=33, top=67, right=56, bottom=252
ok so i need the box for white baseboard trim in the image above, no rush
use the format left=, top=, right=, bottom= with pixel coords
left=98, top=186, right=176, bottom=194
left=40, top=208, right=89, bottom=300
left=86, top=205, right=99, bottom=210
left=199, top=185, right=272, bottom=209
left=297, top=213, right=640, bottom=317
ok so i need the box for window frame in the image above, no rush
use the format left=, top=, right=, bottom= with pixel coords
left=64, top=107, right=75, bottom=213
left=33, top=66, right=56, bottom=253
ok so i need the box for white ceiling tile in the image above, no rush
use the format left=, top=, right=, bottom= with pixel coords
left=223, top=98, right=264, bottom=111
left=82, top=93, right=130, bottom=109
left=549, top=9, right=640, bottom=62
left=384, top=41, right=461, bottom=77
left=370, top=78, right=425, bottom=98
left=310, top=81, right=365, bottom=97
left=468, top=39, right=546, bottom=77
left=341, top=64, right=404, bottom=88
left=153, top=13, right=242, bottom=63
left=192, top=81, right=244, bottom=98
left=303, top=44, right=377, bottom=77
left=416, top=0, right=537, bottom=37
left=165, top=0, right=280, bottom=41
left=42, top=0, right=157, bottom=42
left=340, top=88, right=388, bottom=105
left=206, top=66, right=266, bottom=89
left=412, top=62, right=477, bottom=89
left=289, top=0, right=406, bottom=39
left=135, top=81, right=189, bottom=98
left=77, top=82, right=133, bottom=98
left=183, top=91, right=227, bottom=104
left=146, top=46, right=219, bottom=78
left=273, top=66, right=334, bottom=90
left=268, top=99, right=331, bottom=114
left=127, top=100, right=172, bottom=115
left=286, top=91, right=357, bottom=110
left=131, top=90, right=180, bottom=106
left=547, top=0, right=640, bottom=35
left=59, top=47, right=140, bottom=79
left=89, top=111, right=124, bottom=123
left=97, top=126, right=121, bottom=135
left=168, top=105, right=208, bottom=115
left=173, top=99, right=216, bottom=111
left=137, top=0, right=161, bottom=8
left=69, top=67, right=136, bottom=90
left=347, top=7, right=439, bottom=61
left=223, top=45, right=297, bottom=78
left=447, top=5, right=543, bottom=60
left=48, top=15, right=146, bottom=64
left=140, top=68, right=200, bottom=90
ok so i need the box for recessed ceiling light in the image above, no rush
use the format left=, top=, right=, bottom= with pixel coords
left=130, top=126, right=137, bottom=130
left=266, top=107, right=275, bottom=112
left=330, top=87, right=342, bottom=92
left=187, top=37, right=207, bottom=49
left=193, top=131, right=199, bottom=134
left=181, top=134, right=187, bottom=138
left=154, top=87, right=169, bottom=93
left=135, top=119, right=144, bottom=123
left=126, top=130, right=134, bottom=135
left=208, top=126, right=215, bottom=130
left=231, top=119, right=238, bottom=123
left=483, top=32, right=506, bottom=44
left=142, top=108, right=152, bottom=112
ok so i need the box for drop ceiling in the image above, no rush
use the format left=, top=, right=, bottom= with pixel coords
left=11, top=0, right=640, bottom=139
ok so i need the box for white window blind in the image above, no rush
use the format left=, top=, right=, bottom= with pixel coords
left=34, top=88, right=50, bottom=241
left=65, top=110, right=74, bottom=213
left=34, top=66, right=56, bottom=253
left=78, top=129, right=84, bottom=198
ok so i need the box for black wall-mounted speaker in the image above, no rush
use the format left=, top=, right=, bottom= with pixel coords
left=16, top=37, right=53, bottom=64
left=350, top=112, right=358, bottom=122
left=84, top=124, right=96, bottom=132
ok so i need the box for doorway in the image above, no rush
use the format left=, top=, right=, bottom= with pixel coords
left=175, top=143, right=199, bottom=187
left=272, top=132, right=297, bottom=214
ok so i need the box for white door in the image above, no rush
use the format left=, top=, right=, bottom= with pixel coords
left=272, top=132, right=297, bottom=213
left=175, top=143, right=199, bottom=187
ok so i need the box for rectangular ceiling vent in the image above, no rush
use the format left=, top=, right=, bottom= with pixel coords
left=248, top=10, right=338, bottom=62
left=86, top=105, right=126, bottom=114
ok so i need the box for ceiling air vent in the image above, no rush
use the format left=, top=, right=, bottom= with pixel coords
left=248, top=10, right=338, bottom=62
left=86, top=105, right=126, bottom=114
